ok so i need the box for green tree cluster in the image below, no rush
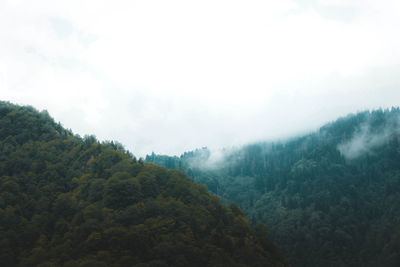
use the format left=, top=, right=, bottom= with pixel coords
left=0, top=101, right=288, bottom=267
left=147, top=108, right=400, bottom=267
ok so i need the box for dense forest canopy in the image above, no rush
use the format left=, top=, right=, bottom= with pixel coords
left=0, top=101, right=289, bottom=267
left=147, top=107, right=400, bottom=267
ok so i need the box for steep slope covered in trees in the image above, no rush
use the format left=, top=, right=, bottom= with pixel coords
left=147, top=108, right=400, bottom=267
left=0, top=101, right=289, bottom=267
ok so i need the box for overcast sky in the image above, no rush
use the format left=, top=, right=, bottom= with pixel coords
left=1, top=0, right=400, bottom=157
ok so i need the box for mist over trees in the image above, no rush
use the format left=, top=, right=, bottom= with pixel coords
left=147, top=108, right=400, bottom=267
left=2, top=99, right=399, bottom=267
left=0, top=101, right=289, bottom=267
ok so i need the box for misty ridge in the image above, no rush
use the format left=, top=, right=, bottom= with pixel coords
left=164, top=109, right=400, bottom=171
left=2, top=0, right=400, bottom=266
left=337, top=112, right=400, bottom=160
left=2, top=101, right=400, bottom=267
left=148, top=107, right=400, bottom=267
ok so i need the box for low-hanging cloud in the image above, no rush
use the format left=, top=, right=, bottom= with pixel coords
left=182, top=147, right=233, bottom=170
left=337, top=114, right=400, bottom=160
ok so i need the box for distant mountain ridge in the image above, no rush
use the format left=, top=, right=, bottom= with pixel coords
left=147, top=108, right=400, bottom=267
left=0, top=101, right=289, bottom=267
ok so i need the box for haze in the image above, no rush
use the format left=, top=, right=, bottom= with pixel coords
left=1, top=0, right=400, bottom=157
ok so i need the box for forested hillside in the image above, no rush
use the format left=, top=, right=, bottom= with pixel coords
left=0, top=101, right=289, bottom=267
left=147, top=108, right=400, bottom=267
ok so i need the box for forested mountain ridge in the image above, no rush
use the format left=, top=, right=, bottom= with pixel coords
left=147, top=108, right=400, bottom=267
left=0, top=101, right=289, bottom=267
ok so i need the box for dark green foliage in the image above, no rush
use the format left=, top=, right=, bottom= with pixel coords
left=0, top=101, right=288, bottom=267
left=147, top=108, right=400, bottom=267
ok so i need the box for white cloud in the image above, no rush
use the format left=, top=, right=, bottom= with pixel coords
left=1, top=0, right=400, bottom=156
left=338, top=113, right=400, bottom=160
